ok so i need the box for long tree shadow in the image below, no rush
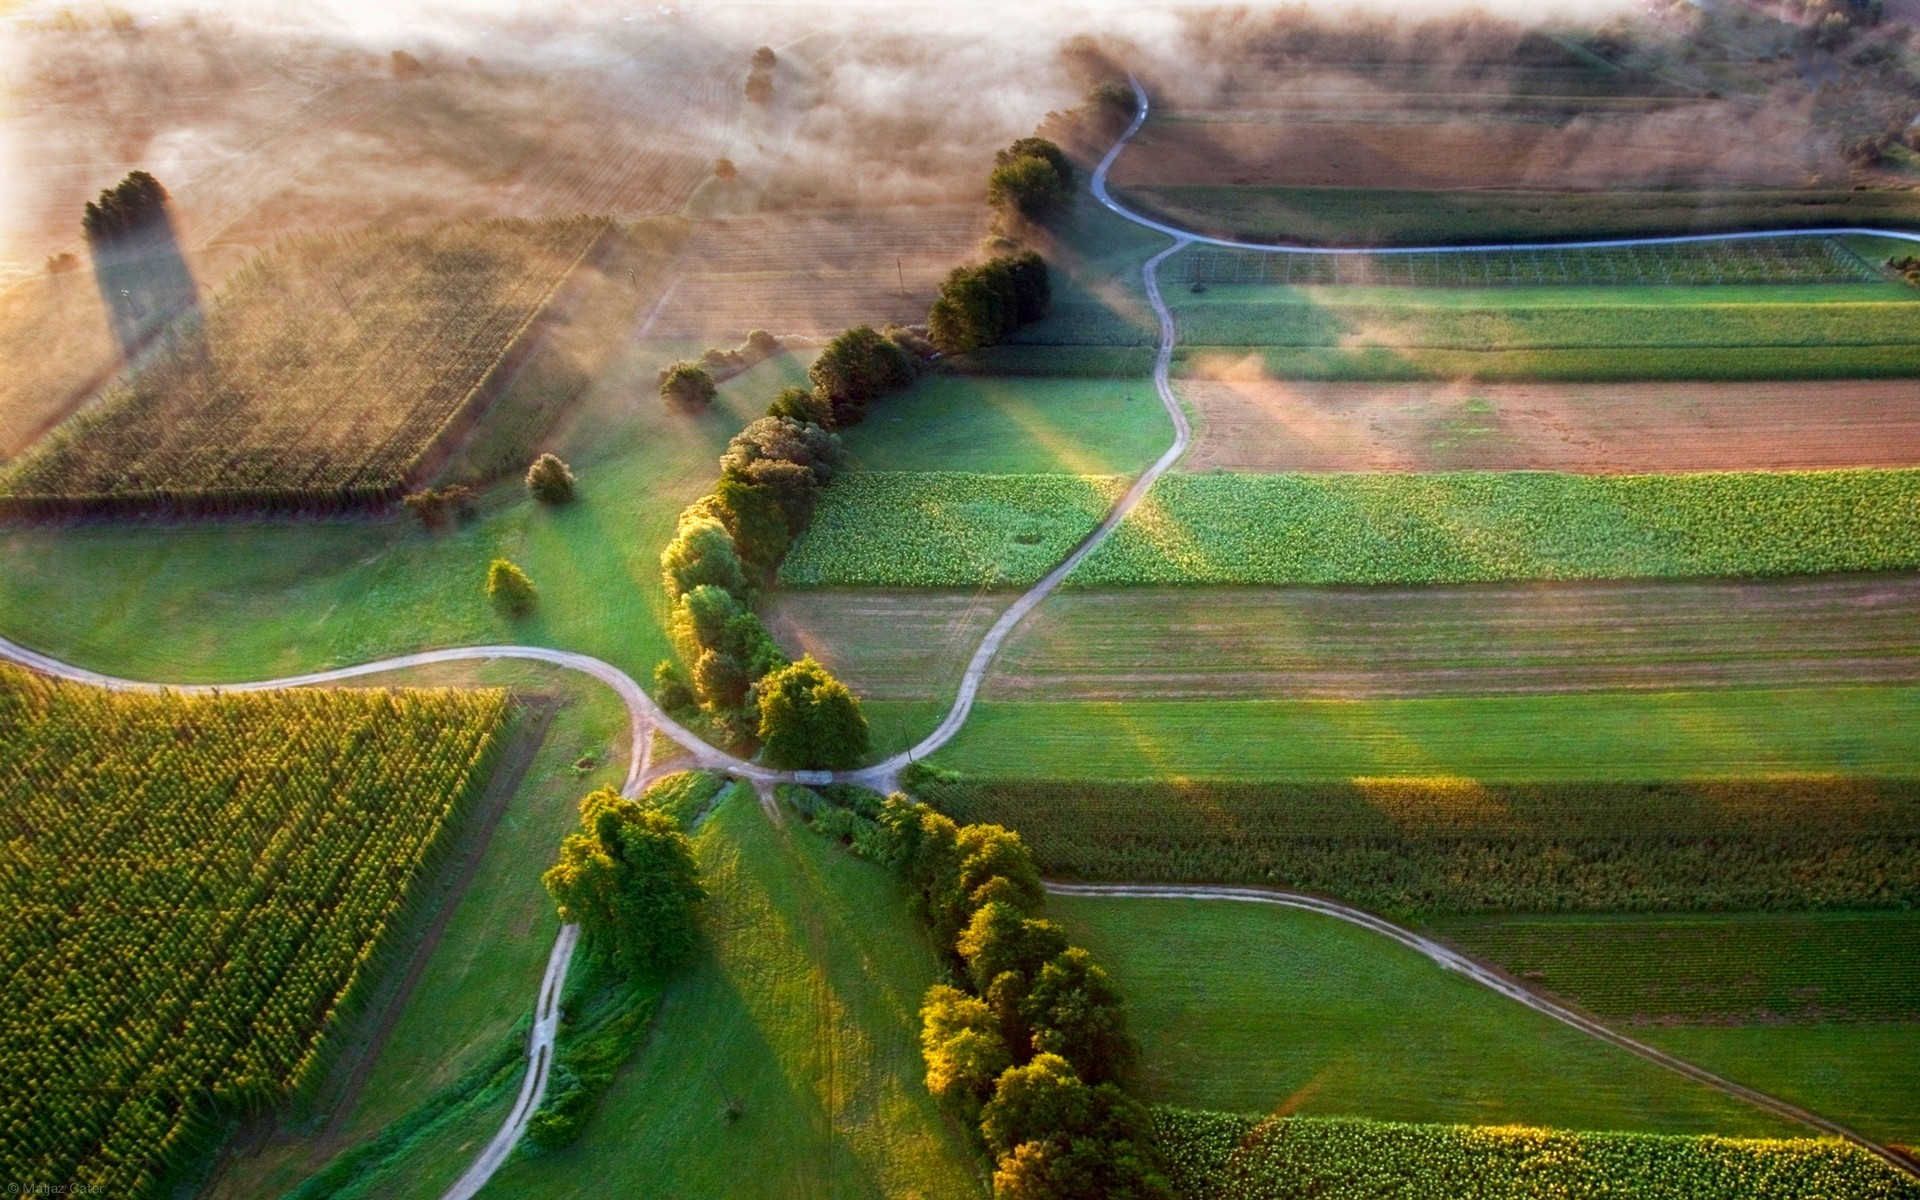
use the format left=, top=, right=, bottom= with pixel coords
left=84, top=170, right=200, bottom=359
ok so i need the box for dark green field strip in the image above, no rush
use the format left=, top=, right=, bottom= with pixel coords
left=914, top=773, right=1920, bottom=916
left=1115, top=184, right=1920, bottom=247
left=1428, top=912, right=1920, bottom=1023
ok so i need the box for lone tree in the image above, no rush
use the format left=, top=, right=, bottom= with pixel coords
left=751, top=45, right=777, bottom=70
left=659, top=361, right=717, bottom=409
left=525, top=453, right=576, bottom=505
left=757, top=655, right=870, bottom=769
left=543, top=789, right=705, bottom=977
left=487, top=558, right=537, bottom=617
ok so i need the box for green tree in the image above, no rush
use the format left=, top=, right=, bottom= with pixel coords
left=525, top=453, right=577, bottom=505
left=988, top=154, right=1070, bottom=223
left=659, top=513, right=747, bottom=599
left=767, top=384, right=834, bottom=426
left=659, top=360, right=717, bottom=409
left=756, top=655, right=870, bottom=769
left=981, top=1055, right=1171, bottom=1200
left=1006, top=250, right=1052, bottom=326
left=1022, top=948, right=1134, bottom=1085
left=958, top=904, right=1069, bottom=996
left=543, top=790, right=705, bottom=976
left=487, top=558, right=537, bottom=617
left=808, top=325, right=916, bottom=425
left=653, top=659, right=697, bottom=715
left=996, top=137, right=1074, bottom=192
left=920, top=983, right=1012, bottom=1111
left=692, top=648, right=750, bottom=711
left=713, top=476, right=791, bottom=569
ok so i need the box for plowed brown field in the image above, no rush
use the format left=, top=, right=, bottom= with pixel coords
left=765, top=576, right=1920, bottom=703
left=1180, top=379, right=1920, bottom=474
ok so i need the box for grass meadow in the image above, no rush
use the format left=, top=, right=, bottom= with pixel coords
left=1647, top=1026, right=1920, bottom=1149
left=834, top=375, right=1168, bottom=475
left=1046, top=893, right=1796, bottom=1134
left=916, top=687, right=1920, bottom=780
left=478, top=784, right=986, bottom=1200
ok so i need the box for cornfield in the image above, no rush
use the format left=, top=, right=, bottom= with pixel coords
left=1154, top=1109, right=1920, bottom=1200
left=0, top=662, right=510, bottom=1194
left=0, top=217, right=607, bottom=519
left=917, top=776, right=1920, bottom=916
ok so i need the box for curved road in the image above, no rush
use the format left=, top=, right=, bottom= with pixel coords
left=1048, top=883, right=1917, bottom=1178
left=5, top=71, right=1918, bottom=1193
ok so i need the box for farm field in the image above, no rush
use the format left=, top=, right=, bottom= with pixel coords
left=1647, top=1026, right=1920, bottom=1150
left=476, top=784, right=986, bottom=1200
left=0, top=345, right=802, bottom=693
left=1112, top=184, right=1920, bottom=247
left=1069, top=469, right=1920, bottom=587
left=919, top=774, right=1920, bottom=915
left=779, top=472, right=1125, bottom=589
left=200, top=661, right=636, bottom=1200
left=0, top=218, right=628, bottom=516
left=1426, top=912, right=1920, bottom=1023
left=1044, top=893, right=1795, bottom=1133
left=1154, top=1110, right=1920, bottom=1200
left=1177, top=379, right=1920, bottom=474
left=919, top=686, right=1920, bottom=781
left=834, top=375, right=1169, bottom=475
left=766, top=576, right=1920, bottom=703
left=0, top=662, right=511, bottom=1193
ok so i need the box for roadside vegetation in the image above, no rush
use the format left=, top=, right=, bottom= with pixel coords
left=0, top=663, right=510, bottom=1194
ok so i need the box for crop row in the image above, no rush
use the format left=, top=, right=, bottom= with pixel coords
left=0, top=217, right=605, bottom=517
left=1153, top=1109, right=1920, bottom=1200
left=1068, top=469, right=1920, bottom=587
left=1179, top=237, right=1885, bottom=289
left=778, top=471, right=1124, bottom=589
left=914, top=775, right=1920, bottom=916
left=1428, top=913, right=1920, bottom=1023
left=0, top=663, right=510, bottom=1195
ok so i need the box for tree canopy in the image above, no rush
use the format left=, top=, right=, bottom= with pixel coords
left=756, top=655, right=870, bottom=769
left=543, top=790, right=705, bottom=977
left=659, top=360, right=717, bottom=409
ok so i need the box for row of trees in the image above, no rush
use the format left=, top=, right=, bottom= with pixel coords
left=807, top=793, right=1173, bottom=1198
left=656, top=407, right=869, bottom=766
left=929, top=250, right=1051, bottom=355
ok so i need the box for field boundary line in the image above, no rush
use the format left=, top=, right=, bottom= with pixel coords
left=1045, top=881, right=1920, bottom=1179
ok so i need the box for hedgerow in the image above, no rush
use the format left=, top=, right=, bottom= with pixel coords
left=0, top=663, right=510, bottom=1195
left=1070, top=469, right=1920, bottom=587
left=914, top=775, right=1920, bottom=916
left=1153, top=1109, right=1920, bottom=1200
left=779, top=472, right=1124, bottom=588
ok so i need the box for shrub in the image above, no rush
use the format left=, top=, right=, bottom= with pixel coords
left=658, top=360, right=717, bottom=409
left=525, top=453, right=576, bottom=505
left=756, top=656, right=870, bottom=770
left=542, top=789, right=705, bottom=976
left=486, top=558, right=537, bottom=617
left=1088, top=80, right=1134, bottom=116
left=404, top=483, right=476, bottom=529
left=751, top=45, right=777, bottom=69
left=767, top=384, right=834, bottom=425
left=714, top=157, right=738, bottom=180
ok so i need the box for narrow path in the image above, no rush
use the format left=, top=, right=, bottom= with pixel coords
left=1048, top=882, right=1918, bottom=1179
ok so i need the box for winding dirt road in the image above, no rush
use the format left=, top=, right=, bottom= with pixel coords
left=6, top=71, right=1920, bottom=1194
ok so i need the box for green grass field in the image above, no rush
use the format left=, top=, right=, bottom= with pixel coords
left=1115, top=183, right=1920, bottom=247
left=780, top=472, right=1124, bottom=589
left=918, top=774, right=1919, bottom=915
left=1646, top=1026, right=1920, bottom=1149
left=0, top=347, right=804, bottom=689
left=1070, top=470, right=1920, bottom=587
left=916, top=687, right=1920, bottom=781
left=835, top=375, right=1168, bottom=475
left=1046, top=893, right=1795, bottom=1133
left=476, top=784, right=986, bottom=1199
left=1176, top=343, right=1920, bottom=382
left=1428, top=913, right=1920, bottom=1024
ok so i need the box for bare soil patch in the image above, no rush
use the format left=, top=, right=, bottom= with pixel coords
left=1108, top=108, right=1838, bottom=191
left=985, top=577, right=1920, bottom=701
left=1180, top=379, right=1920, bottom=474
left=647, top=206, right=990, bottom=341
